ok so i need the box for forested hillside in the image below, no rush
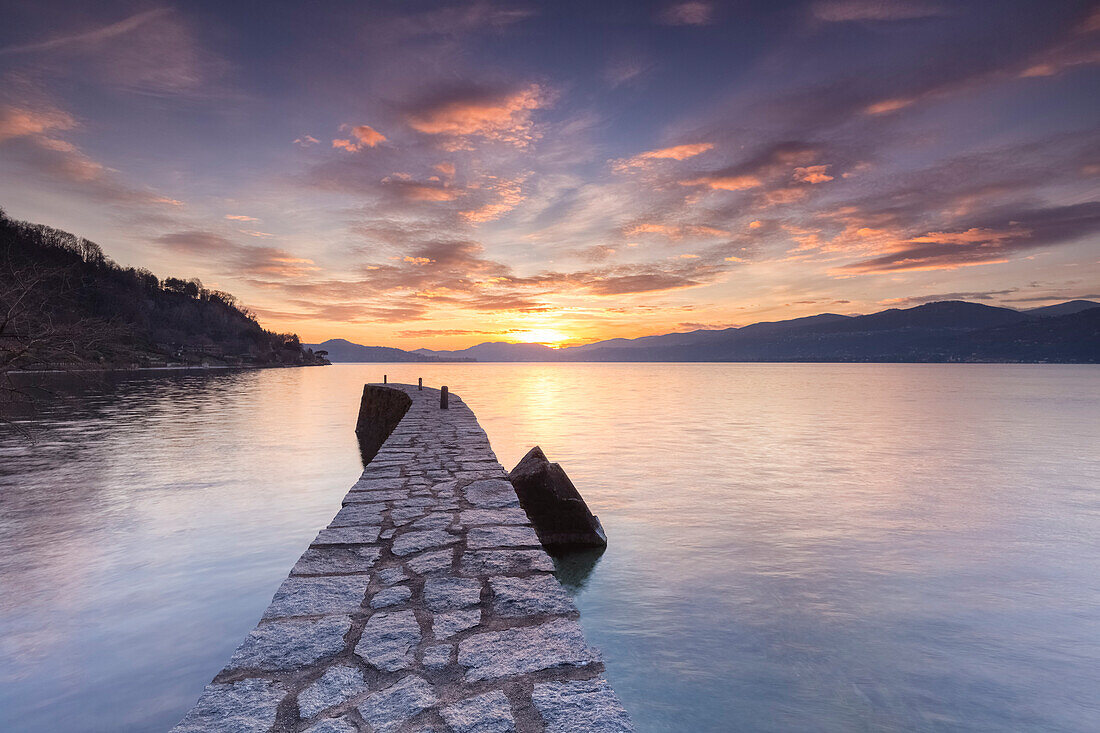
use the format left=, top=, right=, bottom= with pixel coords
left=0, top=209, right=327, bottom=376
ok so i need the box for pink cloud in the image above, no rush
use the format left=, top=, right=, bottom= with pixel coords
left=405, top=84, right=545, bottom=146
left=613, top=142, right=714, bottom=171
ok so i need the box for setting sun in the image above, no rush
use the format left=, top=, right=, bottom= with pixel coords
left=508, top=328, right=570, bottom=346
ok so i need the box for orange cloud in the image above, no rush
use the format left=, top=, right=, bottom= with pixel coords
left=404, top=185, right=461, bottom=201
left=613, top=142, right=714, bottom=171
left=350, top=124, right=386, bottom=147
left=225, top=214, right=258, bottom=221
left=406, top=84, right=544, bottom=146
left=460, top=175, right=526, bottom=223
left=623, top=223, right=730, bottom=238
left=864, top=97, right=914, bottom=115
left=332, top=124, right=387, bottom=152
left=293, top=134, right=319, bottom=147
left=793, top=165, right=834, bottom=183
left=0, top=105, right=75, bottom=142
left=679, top=174, right=761, bottom=191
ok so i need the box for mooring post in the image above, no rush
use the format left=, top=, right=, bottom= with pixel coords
left=418, top=377, right=423, bottom=390
left=383, top=374, right=387, bottom=384
left=440, top=385, right=449, bottom=409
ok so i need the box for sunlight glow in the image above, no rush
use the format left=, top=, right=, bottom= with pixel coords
left=508, top=328, right=570, bottom=346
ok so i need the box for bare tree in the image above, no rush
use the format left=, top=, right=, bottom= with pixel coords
left=0, top=258, right=122, bottom=427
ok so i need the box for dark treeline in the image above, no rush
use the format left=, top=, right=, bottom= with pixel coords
left=0, top=209, right=328, bottom=382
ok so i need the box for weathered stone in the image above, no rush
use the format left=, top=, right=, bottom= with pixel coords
left=422, top=643, right=452, bottom=670
left=370, top=584, right=412, bottom=608
left=406, top=548, right=454, bottom=575
left=441, top=690, right=516, bottom=733
left=329, top=503, right=386, bottom=527
left=172, top=678, right=286, bottom=733
left=466, top=525, right=541, bottom=550
left=351, top=478, right=406, bottom=492
left=465, top=479, right=519, bottom=508
left=461, top=550, right=555, bottom=575
left=355, top=610, right=420, bottom=671
left=432, top=608, right=482, bottom=639
left=263, top=575, right=368, bottom=619
left=343, top=490, right=407, bottom=503
left=411, top=511, right=455, bottom=530
left=423, top=577, right=482, bottom=611
left=378, top=566, right=408, bottom=585
left=458, top=618, right=599, bottom=681
left=391, top=506, right=426, bottom=525
left=228, top=616, right=351, bottom=671
left=357, top=675, right=437, bottom=733
left=394, top=497, right=436, bottom=508
left=302, top=718, right=358, bottom=733
left=507, top=446, right=607, bottom=549
left=311, top=525, right=382, bottom=546
left=298, top=664, right=368, bottom=719
left=293, top=546, right=380, bottom=576
left=392, top=529, right=459, bottom=556
left=490, top=575, right=576, bottom=618
left=532, top=678, right=635, bottom=733
left=459, top=507, right=531, bottom=526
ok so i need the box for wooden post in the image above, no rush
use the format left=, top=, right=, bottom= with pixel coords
left=440, top=385, right=449, bottom=409
left=418, top=378, right=423, bottom=390
left=383, top=374, right=387, bottom=384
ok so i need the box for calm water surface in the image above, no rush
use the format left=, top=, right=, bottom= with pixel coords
left=1, top=364, right=1098, bottom=732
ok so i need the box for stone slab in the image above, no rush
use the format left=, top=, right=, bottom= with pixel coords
left=458, top=618, right=600, bottom=681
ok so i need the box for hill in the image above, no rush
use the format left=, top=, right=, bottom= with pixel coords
left=319, top=300, right=1099, bottom=363
left=0, top=209, right=328, bottom=376
left=305, top=339, right=473, bottom=363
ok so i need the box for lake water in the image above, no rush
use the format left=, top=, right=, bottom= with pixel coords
left=1, top=363, right=1098, bottom=732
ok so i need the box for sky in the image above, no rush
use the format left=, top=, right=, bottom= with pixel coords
left=0, top=0, right=1098, bottom=349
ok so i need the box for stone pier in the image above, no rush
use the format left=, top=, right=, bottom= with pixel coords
left=173, top=384, right=634, bottom=733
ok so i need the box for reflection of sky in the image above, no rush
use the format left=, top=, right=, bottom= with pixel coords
left=1, top=364, right=1099, bottom=731
left=1, top=1, right=1098, bottom=348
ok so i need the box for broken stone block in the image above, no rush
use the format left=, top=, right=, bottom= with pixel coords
left=507, top=446, right=607, bottom=550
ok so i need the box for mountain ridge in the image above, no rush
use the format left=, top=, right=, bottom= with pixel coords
left=322, top=300, right=1100, bottom=363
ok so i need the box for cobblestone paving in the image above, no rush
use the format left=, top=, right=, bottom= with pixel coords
left=173, top=384, right=634, bottom=733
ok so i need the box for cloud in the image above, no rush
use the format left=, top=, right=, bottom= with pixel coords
left=836, top=202, right=1100, bottom=274
left=0, top=8, right=171, bottom=55
left=396, top=328, right=499, bottom=338
left=157, top=230, right=319, bottom=278
left=294, top=135, right=320, bottom=147
left=812, top=0, right=947, bottom=23
left=658, top=2, right=714, bottom=26
left=880, top=290, right=1019, bottom=306
left=793, top=165, right=834, bottom=183
left=404, top=83, right=545, bottom=147
left=622, top=222, right=730, bottom=239
left=225, top=214, right=258, bottom=222
left=0, top=103, right=184, bottom=207
left=460, top=175, right=527, bottom=222
left=678, top=141, right=821, bottom=193
left=381, top=175, right=463, bottom=202
left=4, top=8, right=223, bottom=95
left=0, top=104, right=75, bottom=141
left=613, top=142, right=714, bottom=171
left=333, top=124, right=387, bottom=152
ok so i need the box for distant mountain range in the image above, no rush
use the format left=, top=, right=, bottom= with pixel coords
left=314, top=300, right=1100, bottom=363
left=304, top=338, right=474, bottom=363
